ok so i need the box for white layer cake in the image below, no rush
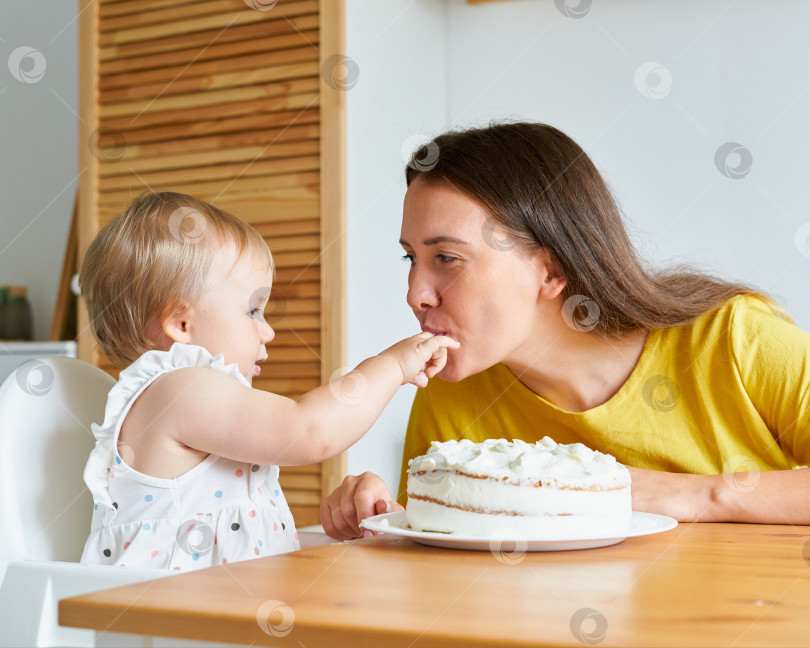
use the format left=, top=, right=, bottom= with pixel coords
left=406, top=438, right=631, bottom=537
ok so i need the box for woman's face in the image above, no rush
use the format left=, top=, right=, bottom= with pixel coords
left=400, top=177, right=551, bottom=382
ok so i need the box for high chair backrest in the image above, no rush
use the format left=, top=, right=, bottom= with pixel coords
left=0, top=356, right=114, bottom=562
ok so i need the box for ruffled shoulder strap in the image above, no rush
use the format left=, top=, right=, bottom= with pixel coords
left=84, top=343, right=250, bottom=525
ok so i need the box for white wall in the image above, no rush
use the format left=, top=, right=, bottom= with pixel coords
left=0, top=1, right=78, bottom=341
left=345, top=0, right=810, bottom=494
left=345, top=0, right=447, bottom=497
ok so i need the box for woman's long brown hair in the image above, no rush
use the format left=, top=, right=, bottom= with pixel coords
left=405, top=122, right=779, bottom=336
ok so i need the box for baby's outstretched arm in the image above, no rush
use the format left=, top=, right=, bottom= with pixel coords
left=158, top=333, right=459, bottom=468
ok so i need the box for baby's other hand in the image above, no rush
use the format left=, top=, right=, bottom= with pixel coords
left=382, top=332, right=460, bottom=387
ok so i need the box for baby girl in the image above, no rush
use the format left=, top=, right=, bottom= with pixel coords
left=78, top=191, right=457, bottom=570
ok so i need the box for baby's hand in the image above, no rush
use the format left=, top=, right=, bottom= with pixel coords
left=381, top=332, right=460, bottom=388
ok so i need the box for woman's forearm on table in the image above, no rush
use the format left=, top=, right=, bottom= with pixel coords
left=628, top=466, right=810, bottom=524
left=706, top=467, right=810, bottom=524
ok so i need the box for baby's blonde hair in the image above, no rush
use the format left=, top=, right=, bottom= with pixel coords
left=80, top=191, right=273, bottom=366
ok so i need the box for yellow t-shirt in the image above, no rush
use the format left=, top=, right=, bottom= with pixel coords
left=398, top=295, right=810, bottom=505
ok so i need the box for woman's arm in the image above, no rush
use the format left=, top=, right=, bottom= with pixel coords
left=628, top=466, right=810, bottom=523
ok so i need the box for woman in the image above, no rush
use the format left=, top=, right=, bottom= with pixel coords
left=320, top=122, right=810, bottom=540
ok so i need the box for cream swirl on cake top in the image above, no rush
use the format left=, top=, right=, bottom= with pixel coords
left=410, top=437, right=626, bottom=484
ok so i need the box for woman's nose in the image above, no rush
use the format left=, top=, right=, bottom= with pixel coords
left=406, top=266, right=440, bottom=313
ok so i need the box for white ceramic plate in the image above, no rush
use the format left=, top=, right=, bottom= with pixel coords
left=360, top=511, right=677, bottom=552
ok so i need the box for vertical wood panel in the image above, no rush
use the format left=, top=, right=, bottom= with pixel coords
left=318, top=0, right=347, bottom=499
left=79, top=0, right=346, bottom=527
left=77, top=0, right=99, bottom=365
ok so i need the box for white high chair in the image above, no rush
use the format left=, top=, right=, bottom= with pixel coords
left=0, top=356, right=166, bottom=647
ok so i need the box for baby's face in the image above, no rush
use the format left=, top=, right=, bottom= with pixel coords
left=187, top=241, right=275, bottom=384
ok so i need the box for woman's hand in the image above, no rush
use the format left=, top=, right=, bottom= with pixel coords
left=320, top=472, right=404, bottom=540
left=626, top=466, right=721, bottom=522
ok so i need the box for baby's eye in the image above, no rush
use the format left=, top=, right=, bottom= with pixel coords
left=248, top=308, right=262, bottom=319
left=400, top=253, right=415, bottom=267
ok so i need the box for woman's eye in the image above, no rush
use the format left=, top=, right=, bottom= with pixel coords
left=400, top=253, right=415, bottom=266
left=436, top=255, right=456, bottom=264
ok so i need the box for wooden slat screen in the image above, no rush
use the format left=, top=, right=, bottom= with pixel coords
left=78, top=0, right=346, bottom=527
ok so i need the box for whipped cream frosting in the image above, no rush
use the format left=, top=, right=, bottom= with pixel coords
left=409, top=437, right=626, bottom=484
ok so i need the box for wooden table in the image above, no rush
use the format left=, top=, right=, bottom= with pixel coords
left=59, top=523, right=810, bottom=647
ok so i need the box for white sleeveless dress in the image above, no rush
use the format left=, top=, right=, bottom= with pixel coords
left=80, top=343, right=300, bottom=570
